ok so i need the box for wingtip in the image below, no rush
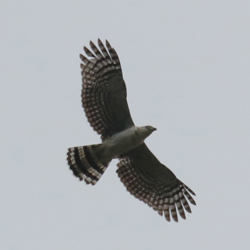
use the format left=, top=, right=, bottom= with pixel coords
left=79, top=53, right=86, bottom=61
left=158, top=210, right=163, bottom=216
left=189, top=189, right=196, bottom=196
left=182, top=182, right=196, bottom=196
left=165, top=215, right=171, bottom=222
left=106, top=39, right=111, bottom=48
left=192, top=200, right=197, bottom=206
left=179, top=212, right=186, bottom=220
left=83, top=46, right=88, bottom=53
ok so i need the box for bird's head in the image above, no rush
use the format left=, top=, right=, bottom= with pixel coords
left=137, top=125, right=157, bottom=139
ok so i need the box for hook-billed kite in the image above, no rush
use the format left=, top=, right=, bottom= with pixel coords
left=67, top=39, right=196, bottom=222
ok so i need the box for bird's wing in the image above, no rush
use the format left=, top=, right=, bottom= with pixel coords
left=117, top=143, right=196, bottom=222
left=80, top=39, right=134, bottom=140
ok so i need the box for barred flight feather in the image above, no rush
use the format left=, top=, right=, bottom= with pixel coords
left=80, top=39, right=133, bottom=141
left=117, top=158, right=196, bottom=222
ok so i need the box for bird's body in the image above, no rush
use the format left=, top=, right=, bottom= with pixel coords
left=98, top=126, right=155, bottom=159
left=67, top=39, right=196, bottom=222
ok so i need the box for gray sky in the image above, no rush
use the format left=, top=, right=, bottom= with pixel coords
left=1, top=1, right=250, bottom=249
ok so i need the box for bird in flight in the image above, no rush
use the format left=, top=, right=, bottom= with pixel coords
left=67, top=39, right=196, bottom=222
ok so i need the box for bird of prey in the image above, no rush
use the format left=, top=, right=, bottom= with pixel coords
left=67, top=39, right=196, bottom=222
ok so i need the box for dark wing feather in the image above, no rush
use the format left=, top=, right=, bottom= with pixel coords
left=80, top=39, right=134, bottom=140
left=117, top=144, right=196, bottom=222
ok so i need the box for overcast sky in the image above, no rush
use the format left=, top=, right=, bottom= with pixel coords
left=1, top=1, right=250, bottom=249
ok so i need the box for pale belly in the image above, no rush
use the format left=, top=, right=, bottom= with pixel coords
left=98, top=126, right=143, bottom=159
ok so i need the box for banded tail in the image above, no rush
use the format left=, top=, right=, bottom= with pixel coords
left=67, top=144, right=109, bottom=185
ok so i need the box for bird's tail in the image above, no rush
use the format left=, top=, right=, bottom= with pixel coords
left=67, top=144, right=110, bottom=185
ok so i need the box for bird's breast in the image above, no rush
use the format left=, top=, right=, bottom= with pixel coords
left=102, top=126, right=143, bottom=158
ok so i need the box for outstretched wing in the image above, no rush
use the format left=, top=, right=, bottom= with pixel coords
left=80, top=39, right=134, bottom=140
left=117, top=143, right=196, bottom=222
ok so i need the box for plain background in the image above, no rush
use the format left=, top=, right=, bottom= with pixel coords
left=1, top=1, right=250, bottom=249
